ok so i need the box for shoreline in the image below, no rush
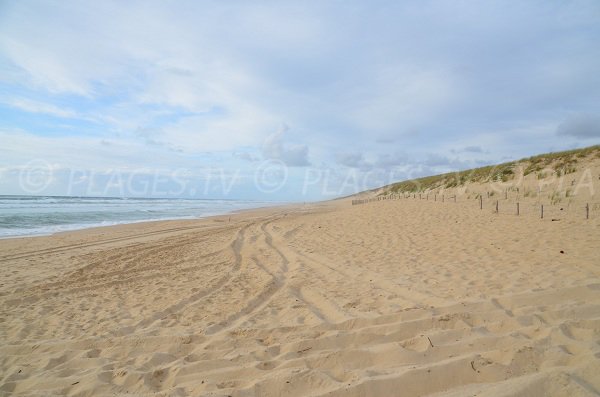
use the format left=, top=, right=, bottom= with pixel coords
left=0, top=199, right=301, bottom=241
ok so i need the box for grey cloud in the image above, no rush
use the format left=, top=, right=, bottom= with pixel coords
left=262, top=127, right=310, bottom=167
left=422, top=154, right=485, bottom=170
left=451, top=146, right=486, bottom=154
left=144, top=137, right=163, bottom=146
left=135, top=127, right=162, bottom=145
left=375, top=152, right=482, bottom=174
left=279, top=144, right=309, bottom=167
left=234, top=152, right=259, bottom=162
left=557, top=114, right=600, bottom=138
left=375, top=136, right=400, bottom=144
left=134, top=127, right=185, bottom=152
left=424, top=154, right=454, bottom=167
left=336, top=153, right=365, bottom=168
left=375, top=152, right=409, bottom=168
left=464, top=146, right=484, bottom=153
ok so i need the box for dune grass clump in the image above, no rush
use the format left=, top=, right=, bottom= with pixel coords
left=549, top=191, right=562, bottom=205
left=524, top=145, right=599, bottom=177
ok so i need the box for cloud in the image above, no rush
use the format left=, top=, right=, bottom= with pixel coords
left=335, top=152, right=366, bottom=168
left=1, top=2, right=599, bottom=199
left=4, top=98, right=77, bottom=118
left=233, top=152, right=259, bottom=162
left=423, top=154, right=454, bottom=167
left=262, top=126, right=310, bottom=167
left=0, top=129, right=200, bottom=172
left=463, top=146, right=484, bottom=153
left=557, top=114, right=600, bottom=138
left=451, top=145, right=486, bottom=154
left=375, top=153, right=409, bottom=168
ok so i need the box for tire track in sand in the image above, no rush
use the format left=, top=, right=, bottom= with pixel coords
left=204, top=217, right=291, bottom=335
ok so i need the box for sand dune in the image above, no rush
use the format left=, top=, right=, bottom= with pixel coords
left=1, top=160, right=600, bottom=396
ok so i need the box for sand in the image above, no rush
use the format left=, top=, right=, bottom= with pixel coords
left=1, top=171, right=600, bottom=395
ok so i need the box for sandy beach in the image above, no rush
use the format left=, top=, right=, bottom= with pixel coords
left=3, top=2, right=600, bottom=395
left=1, top=170, right=600, bottom=396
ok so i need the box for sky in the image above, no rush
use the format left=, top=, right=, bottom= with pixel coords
left=1, top=1, right=599, bottom=201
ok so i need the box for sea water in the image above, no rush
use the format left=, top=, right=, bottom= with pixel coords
left=0, top=195, right=279, bottom=238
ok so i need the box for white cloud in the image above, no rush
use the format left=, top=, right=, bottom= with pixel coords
left=0, top=37, right=91, bottom=95
left=4, top=98, right=77, bottom=118
left=0, top=129, right=185, bottom=172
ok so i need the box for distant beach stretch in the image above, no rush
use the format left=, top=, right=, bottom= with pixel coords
left=1, top=147, right=599, bottom=396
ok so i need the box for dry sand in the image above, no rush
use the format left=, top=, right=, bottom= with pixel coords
left=1, top=172, right=600, bottom=396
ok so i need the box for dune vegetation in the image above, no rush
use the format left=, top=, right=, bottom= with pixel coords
left=381, top=145, right=600, bottom=194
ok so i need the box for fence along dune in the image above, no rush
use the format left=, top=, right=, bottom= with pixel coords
left=354, top=144, right=599, bottom=221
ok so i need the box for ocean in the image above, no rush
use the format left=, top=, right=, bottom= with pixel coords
left=0, top=195, right=279, bottom=238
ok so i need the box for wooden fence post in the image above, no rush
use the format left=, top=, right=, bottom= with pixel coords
left=479, top=196, right=482, bottom=210
left=586, top=203, right=589, bottom=220
left=541, top=204, right=544, bottom=219
left=496, top=200, right=499, bottom=213
left=517, top=202, right=519, bottom=216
